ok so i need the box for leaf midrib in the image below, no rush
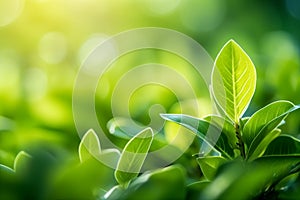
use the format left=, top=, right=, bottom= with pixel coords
left=231, top=44, right=237, bottom=123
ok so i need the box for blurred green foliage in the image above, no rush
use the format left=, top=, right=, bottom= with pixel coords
left=1, top=0, right=300, bottom=199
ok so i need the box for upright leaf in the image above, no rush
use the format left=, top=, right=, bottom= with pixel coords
left=161, top=114, right=234, bottom=158
left=243, top=101, right=299, bottom=158
left=115, top=127, right=153, bottom=187
left=79, top=129, right=101, bottom=162
left=212, top=40, right=256, bottom=123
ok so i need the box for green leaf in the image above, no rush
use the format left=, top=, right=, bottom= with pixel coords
left=115, top=127, right=154, bottom=186
left=239, top=117, right=249, bottom=130
left=108, top=165, right=186, bottom=200
left=200, top=156, right=300, bottom=200
left=248, top=129, right=281, bottom=161
left=104, top=185, right=124, bottom=200
left=264, top=135, right=300, bottom=156
left=98, top=149, right=121, bottom=169
left=204, top=115, right=237, bottom=149
left=197, top=156, right=227, bottom=180
left=243, top=101, right=299, bottom=159
left=161, top=114, right=234, bottom=158
left=13, top=151, right=31, bottom=173
left=107, top=117, right=145, bottom=139
left=107, top=117, right=167, bottom=151
left=212, top=39, right=256, bottom=123
left=187, top=181, right=210, bottom=200
left=0, top=164, right=14, bottom=174
left=78, top=129, right=101, bottom=163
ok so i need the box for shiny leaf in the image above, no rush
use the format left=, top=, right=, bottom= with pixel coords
left=212, top=40, right=256, bottom=123
left=115, top=127, right=153, bottom=186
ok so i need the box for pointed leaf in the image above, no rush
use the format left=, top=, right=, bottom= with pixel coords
left=161, top=114, right=234, bottom=158
left=243, top=101, right=299, bottom=158
left=248, top=129, right=281, bottom=161
left=14, top=151, right=31, bottom=173
left=264, top=135, right=300, bottom=156
left=212, top=40, right=256, bottom=123
left=79, top=129, right=101, bottom=162
left=197, top=156, right=227, bottom=180
left=115, top=127, right=154, bottom=186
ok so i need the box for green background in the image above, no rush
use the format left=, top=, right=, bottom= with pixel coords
left=0, top=0, right=300, bottom=199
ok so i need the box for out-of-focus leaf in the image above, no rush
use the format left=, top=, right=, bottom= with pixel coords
left=104, top=185, right=124, bottom=200
left=264, top=135, right=300, bottom=156
left=278, top=173, right=300, bottom=200
left=107, top=117, right=167, bottom=151
left=243, top=101, right=299, bottom=159
left=79, top=129, right=101, bottom=163
left=200, top=156, right=300, bottom=200
left=212, top=40, right=256, bottom=123
left=0, top=164, right=14, bottom=174
left=0, top=164, right=16, bottom=200
left=196, top=156, right=227, bottom=180
left=107, top=117, right=145, bottom=139
left=186, top=181, right=210, bottom=200
left=13, top=151, right=31, bottom=173
left=161, top=114, right=234, bottom=158
left=50, top=155, right=116, bottom=199
left=0, top=116, right=15, bottom=131
left=115, top=128, right=153, bottom=187
left=248, top=129, right=281, bottom=161
left=108, top=165, right=186, bottom=200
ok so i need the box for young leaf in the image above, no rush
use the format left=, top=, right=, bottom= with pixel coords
left=115, top=127, right=154, bottom=187
left=197, top=156, right=227, bottom=180
left=248, top=129, right=281, bottom=161
left=243, top=101, right=300, bottom=159
left=79, top=129, right=101, bottom=162
left=161, top=114, right=234, bottom=158
left=212, top=40, right=256, bottom=123
left=264, top=135, right=300, bottom=155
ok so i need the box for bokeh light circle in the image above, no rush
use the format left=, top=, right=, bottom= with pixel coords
left=0, top=0, right=24, bottom=27
left=73, top=27, right=222, bottom=172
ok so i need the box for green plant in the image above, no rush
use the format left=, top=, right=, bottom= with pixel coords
left=162, top=40, right=300, bottom=199
left=1, top=40, right=299, bottom=200
left=77, top=39, right=300, bottom=200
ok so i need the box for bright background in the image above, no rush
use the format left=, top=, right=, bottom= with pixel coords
left=1, top=0, right=300, bottom=190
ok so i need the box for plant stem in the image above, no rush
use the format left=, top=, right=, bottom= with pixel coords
left=235, top=123, right=246, bottom=159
